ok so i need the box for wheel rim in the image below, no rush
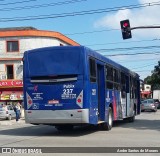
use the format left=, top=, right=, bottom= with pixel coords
left=108, top=110, right=112, bottom=126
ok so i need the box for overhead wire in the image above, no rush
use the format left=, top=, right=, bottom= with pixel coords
left=0, top=1, right=160, bottom=22
left=130, top=63, right=157, bottom=70
left=84, top=39, right=160, bottom=47
left=96, top=45, right=160, bottom=52
left=118, top=58, right=160, bottom=63
left=134, top=69, right=154, bottom=72
left=103, top=52, right=160, bottom=57
left=0, top=0, right=88, bottom=11
left=0, top=0, right=38, bottom=6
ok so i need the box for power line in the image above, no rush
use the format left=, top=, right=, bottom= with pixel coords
left=65, top=28, right=119, bottom=36
left=0, top=0, right=38, bottom=6
left=135, top=70, right=153, bottom=72
left=0, top=0, right=5, bottom=1
left=103, top=51, right=160, bottom=57
left=0, top=1, right=160, bottom=22
left=131, top=63, right=156, bottom=70
left=118, top=58, right=160, bottom=63
left=96, top=45, right=160, bottom=52
left=84, top=39, right=159, bottom=47
left=0, top=0, right=88, bottom=11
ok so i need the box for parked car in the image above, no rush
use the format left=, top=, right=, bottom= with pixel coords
left=0, top=105, right=16, bottom=120
left=141, top=99, right=157, bottom=112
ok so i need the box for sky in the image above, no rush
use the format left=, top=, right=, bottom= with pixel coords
left=0, top=0, right=160, bottom=80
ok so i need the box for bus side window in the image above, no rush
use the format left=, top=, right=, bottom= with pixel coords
left=134, top=79, right=138, bottom=98
left=113, top=68, right=120, bottom=90
left=89, top=58, right=97, bottom=82
left=106, top=65, right=113, bottom=81
left=121, top=72, right=126, bottom=98
left=105, top=65, right=113, bottom=89
left=130, top=76, right=134, bottom=99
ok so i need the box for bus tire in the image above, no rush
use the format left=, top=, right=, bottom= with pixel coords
left=101, top=107, right=113, bottom=131
left=128, top=107, right=136, bottom=122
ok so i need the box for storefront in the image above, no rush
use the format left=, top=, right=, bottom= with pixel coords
left=141, top=91, right=152, bottom=99
left=0, top=80, right=23, bottom=106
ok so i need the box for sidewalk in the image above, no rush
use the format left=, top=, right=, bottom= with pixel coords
left=0, top=118, right=25, bottom=126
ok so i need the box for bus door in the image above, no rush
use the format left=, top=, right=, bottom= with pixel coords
left=97, top=64, right=105, bottom=121
left=126, top=75, right=130, bottom=117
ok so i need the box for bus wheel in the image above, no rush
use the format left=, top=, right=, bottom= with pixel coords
left=128, top=108, right=136, bottom=122
left=101, top=107, right=113, bottom=131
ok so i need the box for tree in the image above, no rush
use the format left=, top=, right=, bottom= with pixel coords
left=144, top=61, right=160, bottom=90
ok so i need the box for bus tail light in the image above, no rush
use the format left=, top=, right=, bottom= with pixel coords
left=26, top=92, right=33, bottom=109
left=76, top=90, right=83, bottom=108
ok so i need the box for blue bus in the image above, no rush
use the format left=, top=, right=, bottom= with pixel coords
left=23, top=46, right=140, bottom=131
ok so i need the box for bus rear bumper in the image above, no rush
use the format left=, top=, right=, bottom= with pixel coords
left=25, top=109, right=89, bottom=125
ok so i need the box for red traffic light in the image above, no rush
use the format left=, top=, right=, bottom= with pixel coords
left=123, top=22, right=129, bottom=27
left=120, top=19, right=132, bottom=40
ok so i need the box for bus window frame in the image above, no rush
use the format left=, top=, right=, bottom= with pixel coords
left=89, top=57, right=97, bottom=83
left=105, top=64, right=120, bottom=90
left=121, top=71, right=126, bottom=98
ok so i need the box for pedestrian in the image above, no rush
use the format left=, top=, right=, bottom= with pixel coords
left=14, top=102, right=21, bottom=122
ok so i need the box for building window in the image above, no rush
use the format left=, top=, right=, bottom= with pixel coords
left=6, top=41, right=19, bottom=52
left=6, top=65, right=14, bottom=79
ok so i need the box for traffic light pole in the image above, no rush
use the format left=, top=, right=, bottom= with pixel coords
left=130, top=26, right=160, bottom=30
left=120, top=19, right=160, bottom=39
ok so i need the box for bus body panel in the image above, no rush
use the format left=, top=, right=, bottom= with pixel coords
left=89, top=83, right=98, bottom=124
left=106, top=90, right=122, bottom=120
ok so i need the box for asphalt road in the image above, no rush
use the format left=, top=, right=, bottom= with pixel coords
left=0, top=110, right=160, bottom=156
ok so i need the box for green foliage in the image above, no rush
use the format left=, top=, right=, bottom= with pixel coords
left=144, top=61, right=160, bottom=90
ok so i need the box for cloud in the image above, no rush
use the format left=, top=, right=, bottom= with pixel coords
left=94, top=0, right=160, bottom=38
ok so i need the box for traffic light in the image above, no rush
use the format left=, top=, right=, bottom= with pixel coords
left=120, top=19, right=132, bottom=40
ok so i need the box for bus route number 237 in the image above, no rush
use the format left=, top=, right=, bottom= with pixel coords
left=63, top=89, right=73, bottom=95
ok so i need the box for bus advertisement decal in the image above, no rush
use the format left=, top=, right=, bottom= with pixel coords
left=32, top=103, right=39, bottom=109
left=48, top=100, right=59, bottom=104
left=61, top=84, right=76, bottom=99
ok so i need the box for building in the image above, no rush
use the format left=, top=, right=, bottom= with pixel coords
left=0, top=27, right=79, bottom=106
left=140, top=84, right=152, bottom=99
